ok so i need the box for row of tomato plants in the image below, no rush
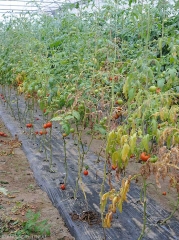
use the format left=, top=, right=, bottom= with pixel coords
left=0, top=0, right=179, bottom=238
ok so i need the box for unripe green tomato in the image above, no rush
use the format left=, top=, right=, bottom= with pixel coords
left=150, top=156, right=158, bottom=163
left=149, top=86, right=157, bottom=92
left=99, top=120, right=104, bottom=125
left=128, top=117, right=133, bottom=123
left=78, top=104, right=84, bottom=109
left=70, top=128, right=75, bottom=133
left=71, top=87, right=76, bottom=92
left=116, top=99, right=123, bottom=104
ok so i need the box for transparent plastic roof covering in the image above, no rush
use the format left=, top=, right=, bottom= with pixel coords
left=0, top=0, right=82, bottom=16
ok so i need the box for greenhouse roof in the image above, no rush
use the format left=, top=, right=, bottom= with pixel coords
left=0, top=0, right=62, bottom=13
left=0, top=0, right=84, bottom=18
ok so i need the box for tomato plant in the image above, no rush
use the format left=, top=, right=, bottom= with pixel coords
left=0, top=0, right=179, bottom=237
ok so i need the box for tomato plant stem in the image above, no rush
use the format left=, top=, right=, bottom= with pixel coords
left=63, top=136, right=68, bottom=185
left=16, top=89, right=20, bottom=121
left=6, top=86, right=15, bottom=119
left=42, top=135, right=48, bottom=162
left=100, top=154, right=108, bottom=224
left=73, top=123, right=87, bottom=200
left=160, top=195, right=179, bottom=225
left=138, top=178, right=147, bottom=240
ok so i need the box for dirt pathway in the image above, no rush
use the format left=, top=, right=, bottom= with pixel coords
left=0, top=119, right=74, bottom=240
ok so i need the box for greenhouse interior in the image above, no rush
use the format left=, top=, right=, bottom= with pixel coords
left=0, top=0, right=179, bottom=239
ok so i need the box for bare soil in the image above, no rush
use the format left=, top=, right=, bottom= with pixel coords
left=0, top=119, right=74, bottom=240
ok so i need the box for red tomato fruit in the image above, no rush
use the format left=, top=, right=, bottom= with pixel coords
left=43, top=123, right=48, bottom=129
left=60, top=184, right=66, bottom=190
left=46, top=122, right=52, bottom=128
left=26, top=123, right=33, bottom=128
left=83, top=170, right=88, bottom=176
left=140, top=152, right=150, bottom=162
left=112, top=165, right=117, bottom=170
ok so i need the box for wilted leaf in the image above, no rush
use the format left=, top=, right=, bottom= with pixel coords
left=0, top=187, right=8, bottom=195
left=129, top=133, right=137, bottom=153
left=72, top=110, right=80, bottom=120
left=121, top=143, right=130, bottom=162
left=112, top=151, right=120, bottom=165
left=142, top=134, right=150, bottom=152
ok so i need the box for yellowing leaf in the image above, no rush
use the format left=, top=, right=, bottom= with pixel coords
left=116, top=128, right=123, bottom=144
left=101, top=192, right=110, bottom=201
left=121, top=143, right=130, bottom=162
left=107, top=131, right=117, bottom=144
left=156, top=129, right=161, bottom=143
left=103, top=212, right=113, bottom=228
left=100, top=198, right=107, bottom=213
left=137, top=107, right=141, bottom=118
left=129, top=133, right=137, bottom=153
left=121, top=135, right=128, bottom=146
left=159, top=107, right=168, bottom=121
left=123, top=78, right=129, bottom=99
left=142, top=134, right=150, bottom=152
left=169, top=106, right=177, bottom=123
left=117, top=199, right=123, bottom=213
left=112, top=151, right=120, bottom=165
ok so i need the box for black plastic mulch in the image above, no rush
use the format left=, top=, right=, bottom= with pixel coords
left=0, top=90, right=179, bottom=240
